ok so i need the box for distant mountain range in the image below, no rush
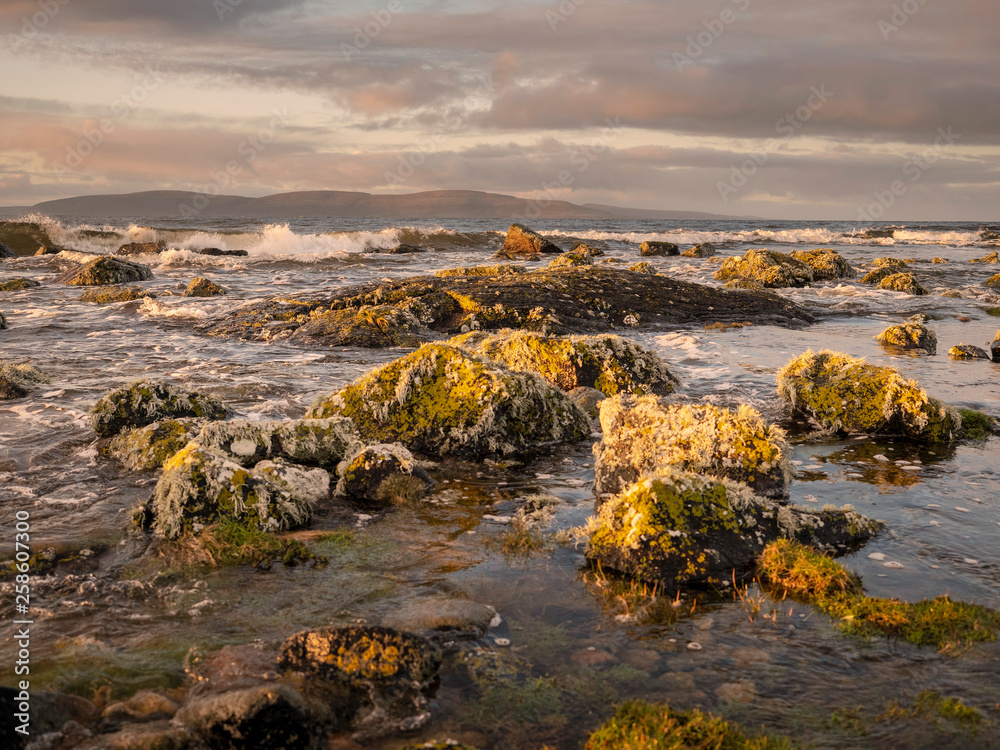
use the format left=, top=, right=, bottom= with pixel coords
left=0, top=189, right=752, bottom=221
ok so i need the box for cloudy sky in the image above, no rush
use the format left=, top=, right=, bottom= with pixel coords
left=0, top=0, right=997, bottom=219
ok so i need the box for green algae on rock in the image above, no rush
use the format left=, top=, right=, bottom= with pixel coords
left=790, top=249, right=855, bottom=280
left=90, top=379, right=230, bottom=438
left=879, top=272, right=927, bottom=295
left=713, top=249, right=814, bottom=288
left=593, top=394, right=791, bottom=500
left=585, top=469, right=881, bottom=587
left=876, top=320, right=937, bottom=354
left=638, top=241, right=679, bottom=257
left=195, top=417, right=360, bottom=469
left=447, top=329, right=678, bottom=397
left=776, top=350, right=962, bottom=441
left=182, top=277, right=226, bottom=297
left=434, top=264, right=526, bottom=278
left=58, top=256, right=154, bottom=286
left=78, top=285, right=156, bottom=304
left=948, top=344, right=991, bottom=360
left=103, top=418, right=205, bottom=471
left=0, top=278, right=41, bottom=291
left=305, top=344, right=590, bottom=460
left=499, top=223, right=562, bottom=256
left=335, top=443, right=430, bottom=506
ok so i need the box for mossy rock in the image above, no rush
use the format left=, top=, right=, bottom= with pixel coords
left=90, top=379, right=230, bottom=438
left=949, top=344, right=990, bottom=360
left=0, top=361, right=50, bottom=400
left=547, top=250, right=593, bottom=269
left=305, top=344, right=590, bottom=460
left=970, top=251, right=999, bottom=263
left=78, top=285, right=156, bottom=304
left=681, top=243, right=716, bottom=258
left=195, top=417, right=360, bottom=469
left=182, top=277, right=226, bottom=297
left=335, top=443, right=430, bottom=505
left=593, top=394, right=791, bottom=500
left=627, top=262, right=657, bottom=275
left=725, top=278, right=766, bottom=291
left=879, top=272, right=927, bottom=295
left=500, top=223, right=561, bottom=256
left=435, top=265, right=525, bottom=278
left=860, top=266, right=902, bottom=285
left=58, top=256, right=154, bottom=286
left=984, top=273, right=1000, bottom=290
left=776, top=350, right=962, bottom=440
left=639, top=241, right=679, bottom=257
left=103, top=418, right=205, bottom=471
left=448, top=329, right=678, bottom=397
left=0, top=278, right=40, bottom=291
left=143, top=444, right=313, bottom=539
left=790, top=249, right=855, bottom=280
left=871, top=257, right=907, bottom=269
left=586, top=470, right=881, bottom=586
left=875, top=321, right=937, bottom=354
left=713, top=249, right=813, bottom=288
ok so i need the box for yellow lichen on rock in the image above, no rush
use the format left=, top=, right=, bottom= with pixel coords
left=713, top=249, right=813, bottom=288
left=875, top=320, right=937, bottom=354
left=790, top=249, right=855, bottom=280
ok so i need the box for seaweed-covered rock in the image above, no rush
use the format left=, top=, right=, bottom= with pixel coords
left=875, top=320, right=937, bottom=354
left=713, top=249, right=813, bottom=288
left=639, top=241, right=679, bottom=257
left=593, top=395, right=791, bottom=500
left=984, top=273, right=1000, bottom=290
left=571, top=242, right=604, bottom=257
left=145, top=444, right=313, bottom=538
left=182, top=277, right=226, bottom=297
left=305, top=344, right=590, bottom=460
left=335, top=443, right=430, bottom=505
left=448, top=329, right=678, bottom=397
left=878, top=272, right=927, bottom=295
left=970, top=251, right=999, bottom=263
left=568, top=386, right=606, bottom=420
left=0, top=241, right=16, bottom=258
left=59, top=256, right=154, bottom=286
left=790, top=249, right=855, bottom=280
left=861, top=265, right=906, bottom=285
left=103, top=418, right=205, bottom=471
left=117, top=241, right=165, bottom=256
left=776, top=350, right=962, bottom=440
left=682, top=243, right=716, bottom=258
left=435, top=265, right=525, bottom=278
left=500, top=224, right=561, bottom=256
left=628, top=262, right=657, bottom=275
left=585, top=470, right=882, bottom=586
left=196, top=417, right=360, bottom=469
left=254, top=459, right=331, bottom=506
left=0, top=278, right=40, bottom=291
left=724, top=278, right=766, bottom=291
left=78, top=285, right=155, bottom=304
left=949, top=344, right=991, bottom=360
left=872, top=257, right=906, bottom=268
left=0, top=361, right=50, bottom=400
left=90, top=379, right=230, bottom=438
left=547, top=250, right=593, bottom=269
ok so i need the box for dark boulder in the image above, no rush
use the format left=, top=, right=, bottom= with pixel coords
left=378, top=244, right=425, bottom=254
left=116, top=241, right=166, bottom=256
left=198, top=247, right=249, bottom=257
left=0, top=241, right=17, bottom=258
left=949, top=344, right=991, bottom=360
left=639, top=241, right=679, bottom=257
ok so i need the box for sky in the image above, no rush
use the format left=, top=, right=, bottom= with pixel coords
left=0, top=0, right=998, bottom=220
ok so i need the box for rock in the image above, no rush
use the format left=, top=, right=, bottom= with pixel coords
left=713, top=249, right=814, bottom=288
left=0, top=361, right=50, bottom=400
left=448, top=329, right=678, bottom=397
left=381, top=598, right=497, bottom=639
left=59, top=256, right=154, bottom=286
left=586, top=470, right=882, bottom=586
left=992, top=332, right=1000, bottom=362
left=182, top=277, right=226, bottom=297
left=546, top=250, right=593, bottom=269
left=402, top=742, right=482, bottom=750
left=195, top=417, right=360, bottom=469
left=628, top=261, right=657, bottom=275
left=435, top=264, right=525, bottom=278
left=305, top=344, right=590, bottom=460
left=116, top=241, right=165, bottom=256
left=570, top=648, right=617, bottom=666
left=101, top=691, right=179, bottom=730
left=984, top=273, right=1000, bottom=290
left=35, top=246, right=65, bottom=256
left=499, top=223, right=562, bottom=256
left=725, top=279, right=766, bottom=291
left=0, top=278, right=40, bottom=291
left=568, top=386, right=606, bottom=420
left=143, top=444, right=313, bottom=539
left=949, top=344, right=991, bottom=360
left=790, top=249, right=855, bottom=280
left=104, top=418, right=205, bottom=471
left=570, top=242, right=604, bottom=257
left=639, top=241, right=679, bottom=257
left=198, top=247, right=248, bottom=257
left=78, top=286, right=156, bottom=304
left=254, top=459, right=331, bottom=506
left=80, top=721, right=192, bottom=749
left=872, top=257, right=906, bottom=268
left=0, top=241, right=17, bottom=258
left=0, top=311, right=6, bottom=330
left=90, top=379, right=230, bottom=438
left=682, top=243, right=716, bottom=258
left=379, top=244, right=425, bottom=254
left=715, top=680, right=756, bottom=704
left=593, top=394, right=791, bottom=500
left=0, top=375, right=27, bottom=400
left=861, top=265, right=906, bottom=285
left=3, top=687, right=100, bottom=738
left=861, top=228, right=896, bottom=239
left=334, top=443, right=430, bottom=505
left=931, top=257, right=948, bottom=263
left=777, top=349, right=963, bottom=440
left=970, top=251, right=999, bottom=263
left=175, top=684, right=317, bottom=750
left=878, top=272, right=927, bottom=295
left=875, top=320, right=937, bottom=354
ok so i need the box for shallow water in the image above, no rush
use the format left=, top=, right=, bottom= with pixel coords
left=2, top=216, right=999, bottom=747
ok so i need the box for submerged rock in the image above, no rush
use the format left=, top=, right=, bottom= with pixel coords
left=713, top=249, right=813, bottom=288
left=78, top=285, right=156, bottom=304
left=335, top=443, right=430, bottom=505
left=639, top=241, right=679, bottom=257
left=878, top=272, right=927, bottom=295
left=306, top=344, right=590, bottom=460
left=777, top=350, right=962, bottom=440
left=0, top=241, right=16, bottom=258
left=59, top=256, right=154, bottom=286
left=90, top=379, right=230, bottom=438
left=790, top=249, right=855, bottom=280
left=586, top=470, right=881, bottom=586
left=196, top=417, right=359, bottom=469
left=434, top=264, right=525, bottom=278
left=593, top=394, right=791, bottom=500
left=0, top=361, right=50, bottom=400
left=381, top=598, right=497, bottom=640
left=500, top=223, right=561, bottom=256
left=949, top=344, right=991, bottom=360
left=103, top=418, right=205, bottom=471
left=0, top=278, right=40, bottom=291
left=682, top=243, right=716, bottom=258
left=182, top=277, right=226, bottom=297
left=875, top=320, right=937, bottom=354
left=116, top=241, right=165, bottom=256
left=101, top=690, right=179, bottom=729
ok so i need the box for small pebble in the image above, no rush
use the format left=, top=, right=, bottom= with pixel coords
left=494, top=637, right=510, bottom=647
left=955, top=507, right=971, bottom=513
left=687, top=642, right=703, bottom=651
left=964, top=558, right=979, bottom=565
left=883, top=561, right=904, bottom=569
left=867, top=552, right=886, bottom=561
